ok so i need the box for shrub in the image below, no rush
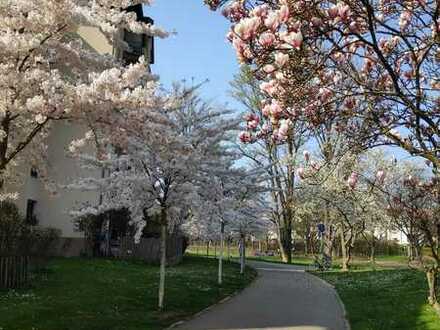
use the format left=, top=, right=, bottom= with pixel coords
left=0, top=201, right=60, bottom=257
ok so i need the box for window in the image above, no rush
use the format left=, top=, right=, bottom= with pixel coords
left=26, top=199, right=37, bottom=226
left=30, top=167, right=38, bottom=178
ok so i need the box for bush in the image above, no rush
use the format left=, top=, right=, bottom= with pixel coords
left=0, top=201, right=60, bottom=257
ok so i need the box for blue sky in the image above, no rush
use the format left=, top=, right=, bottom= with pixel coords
left=143, top=2, right=422, bottom=165
left=145, top=1, right=241, bottom=110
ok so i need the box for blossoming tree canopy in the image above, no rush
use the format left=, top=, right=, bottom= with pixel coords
left=205, top=0, right=440, bottom=168
left=0, top=0, right=168, bottom=193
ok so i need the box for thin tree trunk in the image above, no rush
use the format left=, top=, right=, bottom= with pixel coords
left=206, top=241, right=209, bottom=257
left=370, top=243, right=376, bottom=266
left=340, top=230, right=349, bottom=272
left=240, top=234, right=246, bottom=274
left=218, top=222, right=224, bottom=285
left=214, top=242, right=217, bottom=257
left=304, top=235, right=308, bottom=256
left=426, top=267, right=440, bottom=314
left=158, top=208, right=167, bottom=310
left=279, top=220, right=292, bottom=263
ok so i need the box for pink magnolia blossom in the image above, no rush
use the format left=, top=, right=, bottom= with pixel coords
left=399, top=11, right=412, bottom=31
left=376, top=170, right=386, bottom=184
left=264, top=11, right=280, bottom=31
left=278, top=118, right=291, bottom=137
left=234, top=17, right=261, bottom=40
left=282, top=31, right=303, bottom=50
left=277, top=5, right=290, bottom=23
left=239, top=131, right=253, bottom=143
left=303, top=150, right=310, bottom=162
left=296, top=167, right=305, bottom=179
left=251, top=5, right=269, bottom=18
left=347, top=172, right=359, bottom=189
left=269, top=100, right=283, bottom=118
left=259, top=32, right=276, bottom=47
left=274, top=52, right=289, bottom=67
left=263, top=64, right=276, bottom=73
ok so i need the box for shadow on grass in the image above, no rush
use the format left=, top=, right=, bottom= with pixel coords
left=317, top=269, right=440, bottom=330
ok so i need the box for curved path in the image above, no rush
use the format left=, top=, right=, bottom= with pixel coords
left=173, top=260, right=348, bottom=330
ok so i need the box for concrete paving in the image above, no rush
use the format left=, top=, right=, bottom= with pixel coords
left=174, top=260, right=348, bottom=330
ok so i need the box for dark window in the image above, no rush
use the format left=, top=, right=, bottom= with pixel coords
left=30, top=167, right=38, bottom=178
left=26, top=199, right=37, bottom=226
left=122, top=4, right=155, bottom=65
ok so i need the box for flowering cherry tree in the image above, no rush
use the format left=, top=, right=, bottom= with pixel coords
left=70, top=84, right=239, bottom=308
left=0, top=0, right=168, bottom=198
left=205, top=0, right=440, bottom=169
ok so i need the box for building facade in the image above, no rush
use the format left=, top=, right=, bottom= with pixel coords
left=15, top=5, right=155, bottom=257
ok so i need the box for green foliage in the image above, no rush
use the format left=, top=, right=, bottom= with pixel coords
left=0, top=256, right=257, bottom=330
left=318, top=269, right=440, bottom=330
left=0, top=201, right=60, bottom=257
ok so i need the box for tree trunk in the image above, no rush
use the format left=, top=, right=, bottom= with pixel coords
left=240, top=234, right=246, bottom=274
left=340, top=230, right=349, bottom=272
left=279, top=220, right=292, bottom=263
left=426, top=267, right=440, bottom=314
left=206, top=241, right=209, bottom=257
left=322, top=225, right=335, bottom=269
left=218, top=222, right=224, bottom=285
left=158, top=208, right=167, bottom=310
left=304, top=235, right=308, bottom=256
left=370, top=243, right=376, bottom=266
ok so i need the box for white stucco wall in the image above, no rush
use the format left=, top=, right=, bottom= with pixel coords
left=16, top=122, right=101, bottom=238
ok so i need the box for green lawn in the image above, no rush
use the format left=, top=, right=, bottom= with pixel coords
left=0, top=256, right=257, bottom=330
left=186, top=245, right=408, bottom=269
left=316, top=269, right=440, bottom=330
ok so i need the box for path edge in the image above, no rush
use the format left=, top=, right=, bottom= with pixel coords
left=307, top=272, right=352, bottom=330
left=166, top=266, right=260, bottom=329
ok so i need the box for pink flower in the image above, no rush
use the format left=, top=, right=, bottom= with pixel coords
left=310, top=160, right=320, bottom=171
left=275, top=52, right=289, bottom=67
left=234, top=17, right=261, bottom=40
left=399, top=11, right=412, bottom=31
left=278, top=119, right=291, bottom=137
left=270, top=100, right=283, bottom=117
left=347, top=172, right=358, bottom=189
left=282, top=31, right=303, bottom=50
left=262, top=103, right=272, bottom=117
left=376, top=170, right=386, bottom=184
left=277, top=5, right=290, bottom=23
left=260, top=81, right=277, bottom=96
left=265, top=11, right=280, bottom=31
left=263, top=64, right=276, bottom=73
left=251, top=5, right=269, bottom=18
left=327, top=5, right=339, bottom=19
left=296, top=167, right=305, bottom=179
left=259, top=32, right=276, bottom=47
left=338, top=4, right=351, bottom=21
left=245, top=114, right=260, bottom=130
left=303, top=150, right=310, bottom=162
left=239, top=131, right=252, bottom=143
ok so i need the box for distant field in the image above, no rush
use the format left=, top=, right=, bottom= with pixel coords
left=186, top=245, right=408, bottom=269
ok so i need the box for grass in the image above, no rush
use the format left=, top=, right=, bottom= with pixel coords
left=186, top=245, right=409, bottom=269
left=316, top=269, right=440, bottom=330
left=0, top=256, right=257, bottom=330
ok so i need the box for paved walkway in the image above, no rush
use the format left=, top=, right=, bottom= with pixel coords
left=174, top=260, right=348, bottom=330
